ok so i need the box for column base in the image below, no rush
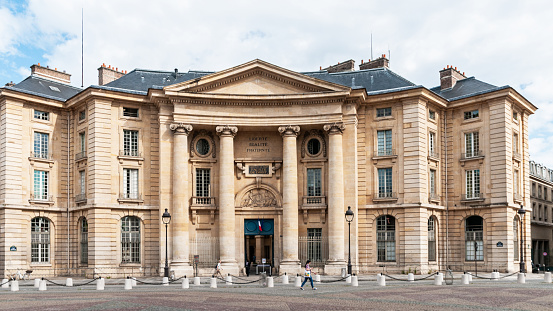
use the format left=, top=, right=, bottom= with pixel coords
left=170, top=263, right=194, bottom=278
left=324, top=261, right=347, bottom=276
left=279, top=261, right=301, bottom=276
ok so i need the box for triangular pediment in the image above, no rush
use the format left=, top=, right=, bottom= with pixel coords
left=164, top=59, right=350, bottom=96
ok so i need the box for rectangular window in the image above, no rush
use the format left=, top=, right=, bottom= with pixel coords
left=31, top=218, right=50, bottom=263
left=79, top=110, right=86, bottom=121
left=513, top=111, right=518, bottom=121
left=79, top=132, right=86, bottom=152
left=376, top=107, right=392, bottom=118
left=307, top=228, right=322, bottom=262
left=430, top=169, right=436, bottom=195
left=33, top=132, right=49, bottom=159
left=514, top=170, right=519, bottom=196
left=123, top=107, right=139, bottom=118
left=196, top=168, right=210, bottom=197
left=428, top=218, right=436, bottom=261
left=429, top=132, right=436, bottom=157
left=377, top=216, right=396, bottom=261
left=33, top=170, right=49, bottom=200
left=34, top=110, right=49, bottom=121
left=123, top=168, right=139, bottom=199
left=377, top=130, right=392, bottom=156
left=307, top=168, right=322, bottom=197
left=429, top=110, right=436, bottom=120
left=464, top=109, right=479, bottom=120
left=465, top=169, right=480, bottom=199
left=121, top=217, right=140, bottom=263
left=464, top=131, right=479, bottom=158
left=545, top=205, right=548, bottom=222
left=378, top=168, right=393, bottom=198
left=513, top=219, right=518, bottom=261
left=81, top=219, right=88, bottom=265
left=513, top=133, right=519, bottom=155
left=123, top=130, right=139, bottom=156
left=80, top=170, right=86, bottom=195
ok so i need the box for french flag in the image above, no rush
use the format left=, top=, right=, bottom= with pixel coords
left=258, top=219, right=262, bottom=231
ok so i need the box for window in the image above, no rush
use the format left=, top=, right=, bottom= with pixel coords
left=307, top=168, right=322, bottom=197
left=514, top=170, right=519, bottom=196
left=34, top=110, right=49, bottom=121
left=81, top=218, right=88, bottom=265
left=79, top=110, right=86, bottom=121
left=533, top=203, right=536, bottom=219
left=429, top=110, right=436, bottom=120
left=539, top=204, right=542, bottom=221
left=377, top=130, right=392, bottom=156
left=532, top=183, right=536, bottom=197
left=429, top=132, right=437, bottom=157
left=123, top=168, right=139, bottom=199
left=376, top=107, right=392, bottom=118
left=464, top=109, right=479, bottom=120
left=465, top=169, right=481, bottom=199
left=545, top=205, right=548, bottom=222
left=79, top=132, right=86, bottom=153
left=33, top=170, right=49, bottom=200
left=121, top=216, right=140, bottom=263
left=377, top=215, right=396, bottom=261
left=378, top=168, right=393, bottom=198
left=195, top=138, right=210, bottom=156
left=31, top=217, right=50, bottom=263
left=513, top=217, right=518, bottom=261
left=195, top=168, right=210, bottom=198
left=79, top=170, right=86, bottom=195
left=430, top=169, right=436, bottom=196
left=307, top=138, right=321, bottom=156
left=465, top=216, right=484, bottom=261
left=428, top=217, right=436, bottom=261
left=513, top=133, right=519, bottom=155
left=307, top=228, right=322, bottom=262
left=464, top=132, right=479, bottom=158
left=33, top=132, right=49, bottom=159
left=513, top=111, right=518, bottom=121
left=123, top=107, right=139, bottom=118
left=123, top=130, right=139, bottom=156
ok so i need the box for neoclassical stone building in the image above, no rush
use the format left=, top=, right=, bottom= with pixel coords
left=529, top=160, right=553, bottom=269
left=0, top=58, right=536, bottom=277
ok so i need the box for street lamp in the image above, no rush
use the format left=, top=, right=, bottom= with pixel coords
left=162, top=208, right=172, bottom=278
left=345, top=206, right=354, bottom=275
left=518, top=205, right=526, bottom=273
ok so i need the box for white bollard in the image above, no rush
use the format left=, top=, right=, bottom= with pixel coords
left=314, top=274, right=321, bottom=283
left=182, top=277, right=189, bottom=289
left=194, top=277, right=201, bottom=286
left=96, top=278, right=105, bottom=291
left=467, top=272, right=473, bottom=282
left=39, top=279, right=47, bottom=291
left=131, top=278, right=137, bottom=287
left=462, top=274, right=470, bottom=285
left=433, top=274, right=442, bottom=286
left=377, top=274, right=386, bottom=286
left=225, top=275, right=232, bottom=285
left=267, top=277, right=274, bottom=288
left=162, top=277, right=169, bottom=286
left=407, top=273, right=414, bottom=282
left=491, top=271, right=499, bottom=280
left=545, top=272, right=552, bottom=283
left=294, top=275, right=302, bottom=287
left=210, top=277, right=217, bottom=288
left=124, top=278, right=133, bottom=290
left=2, top=279, right=9, bottom=289
left=282, top=274, right=289, bottom=284
left=346, top=275, right=351, bottom=283
left=517, top=272, right=525, bottom=284
left=10, top=280, right=19, bottom=292
left=34, top=278, right=40, bottom=288
left=66, top=278, right=73, bottom=287
left=352, top=275, right=358, bottom=287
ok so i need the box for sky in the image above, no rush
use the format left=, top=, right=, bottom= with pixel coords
left=1, top=0, right=552, bottom=167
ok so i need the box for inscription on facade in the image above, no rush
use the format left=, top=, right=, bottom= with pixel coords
left=247, top=137, right=270, bottom=153
left=249, top=165, right=269, bottom=174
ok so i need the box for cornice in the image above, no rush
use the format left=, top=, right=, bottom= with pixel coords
left=168, top=93, right=348, bottom=106
left=0, top=88, right=65, bottom=108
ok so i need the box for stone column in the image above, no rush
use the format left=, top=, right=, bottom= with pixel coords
left=216, top=125, right=239, bottom=275
left=169, top=123, right=194, bottom=277
left=324, top=122, right=346, bottom=274
left=278, top=125, right=301, bottom=274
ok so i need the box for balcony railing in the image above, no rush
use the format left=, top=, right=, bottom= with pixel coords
left=30, top=194, right=53, bottom=202
left=191, top=196, right=215, bottom=206
left=75, top=151, right=87, bottom=161
left=429, top=192, right=440, bottom=201
left=374, top=149, right=395, bottom=157
left=302, top=196, right=326, bottom=205
left=119, top=150, right=142, bottom=157
left=462, top=193, right=484, bottom=201
left=119, top=193, right=142, bottom=200
left=513, top=151, right=521, bottom=160
left=461, top=150, right=484, bottom=160
left=75, top=193, right=87, bottom=202
left=374, top=192, right=397, bottom=199
left=513, top=193, right=522, bottom=202
left=428, top=151, right=439, bottom=159
left=30, top=151, right=52, bottom=160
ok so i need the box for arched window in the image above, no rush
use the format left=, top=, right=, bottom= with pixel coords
left=31, top=217, right=50, bottom=263
left=428, top=217, right=436, bottom=262
left=121, top=216, right=140, bottom=263
left=377, top=215, right=396, bottom=262
left=465, top=216, right=483, bottom=261
left=513, top=217, right=519, bottom=261
left=80, top=218, right=88, bottom=265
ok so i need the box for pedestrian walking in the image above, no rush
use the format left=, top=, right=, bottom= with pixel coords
left=214, top=260, right=223, bottom=278
left=300, top=260, right=316, bottom=290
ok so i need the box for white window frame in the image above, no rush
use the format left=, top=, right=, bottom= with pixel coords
left=123, top=168, right=139, bottom=199
left=428, top=217, right=436, bottom=262
left=465, top=216, right=484, bottom=261
left=121, top=216, right=140, bottom=264
left=377, top=167, right=393, bottom=198
left=31, top=217, right=50, bottom=263
left=376, top=107, right=392, bottom=118
left=123, top=130, right=139, bottom=157
left=429, top=131, right=436, bottom=157
left=377, top=215, right=396, bottom=262
left=81, top=218, right=88, bottom=265
left=465, top=169, right=481, bottom=199
left=33, top=170, right=49, bottom=200
left=377, top=130, right=392, bottom=156
left=34, top=109, right=50, bottom=121
left=465, top=131, right=479, bottom=158
left=79, top=170, right=86, bottom=195
left=430, top=169, right=436, bottom=195
left=33, top=132, right=49, bottom=159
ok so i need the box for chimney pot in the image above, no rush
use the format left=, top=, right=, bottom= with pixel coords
left=98, top=64, right=125, bottom=86
left=322, top=59, right=355, bottom=73
left=38, top=63, right=40, bottom=66
left=440, top=65, right=467, bottom=90
left=30, top=64, right=71, bottom=84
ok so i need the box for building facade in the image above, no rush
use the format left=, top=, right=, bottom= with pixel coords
left=0, top=59, right=536, bottom=278
left=529, top=160, right=553, bottom=269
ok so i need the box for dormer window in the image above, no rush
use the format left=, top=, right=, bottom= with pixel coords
left=123, top=107, right=139, bottom=118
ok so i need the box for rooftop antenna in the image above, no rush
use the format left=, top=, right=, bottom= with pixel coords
left=370, top=33, right=373, bottom=60
left=81, top=7, right=84, bottom=88
left=388, top=45, right=391, bottom=68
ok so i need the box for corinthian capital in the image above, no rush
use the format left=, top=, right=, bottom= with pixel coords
left=323, top=122, right=345, bottom=135
left=278, top=125, right=300, bottom=137
left=170, top=123, right=193, bottom=135
left=216, top=125, right=238, bottom=137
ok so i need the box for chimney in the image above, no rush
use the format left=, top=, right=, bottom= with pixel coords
left=359, top=55, right=389, bottom=70
left=98, top=64, right=126, bottom=86
left=30, top=64, right=71, bottom=84
left=439, top=65, right=467, bottom=90
left=4, top=81, right=15, bottom=87
left=322, top=59, right=355, bottom=73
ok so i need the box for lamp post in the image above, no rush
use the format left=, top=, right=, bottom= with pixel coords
left=518, top=205, right=526, bottom=273
left=162, top=208, right=172, bottom=278
left=345, top=206, right=354, bottom=276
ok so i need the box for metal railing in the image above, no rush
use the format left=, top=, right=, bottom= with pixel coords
left=119, top=193, right=142, bottom=200
left=374, top=149, right=395, bottom=157
left=428, top=151, right=439, bottom=158
left=302, top=196, right=326, bottom=205
left=30, top=151, right=52, bottom=160
left=512, top=151, right=521, bottom=159
left=374, top=192, right=397, bottom=199
left=513, top=193, right=522, bottom=202
left=298, top=236, right=328, bottom=267
left=189, top=236, right=219, bottom=268
left=30, top=194, right=53, bottom=201
left=191, top=196, right=215, bottom=206
left=75, top=151, right=87, bottom=161
left=462, top=193, right=484, bottom=200
left=119, top=150, right=142, bottom=157
left=75, top=193, right=87, bottom=202
left=429, top=192, right=440, bottom=201
left=461, top=150, right=484, bottom=159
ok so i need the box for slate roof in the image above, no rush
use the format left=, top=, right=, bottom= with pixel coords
left=102, top=69, right=212, bottom=94
left=429, top=77, right=505, bottom=101
left=2, top=75, right=82, bottom=101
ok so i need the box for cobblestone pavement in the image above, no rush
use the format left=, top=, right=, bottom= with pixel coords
left=1, top=274, right=552, bottom=310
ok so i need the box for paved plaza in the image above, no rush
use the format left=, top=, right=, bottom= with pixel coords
left=1, top=273, right=552, bottom=310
